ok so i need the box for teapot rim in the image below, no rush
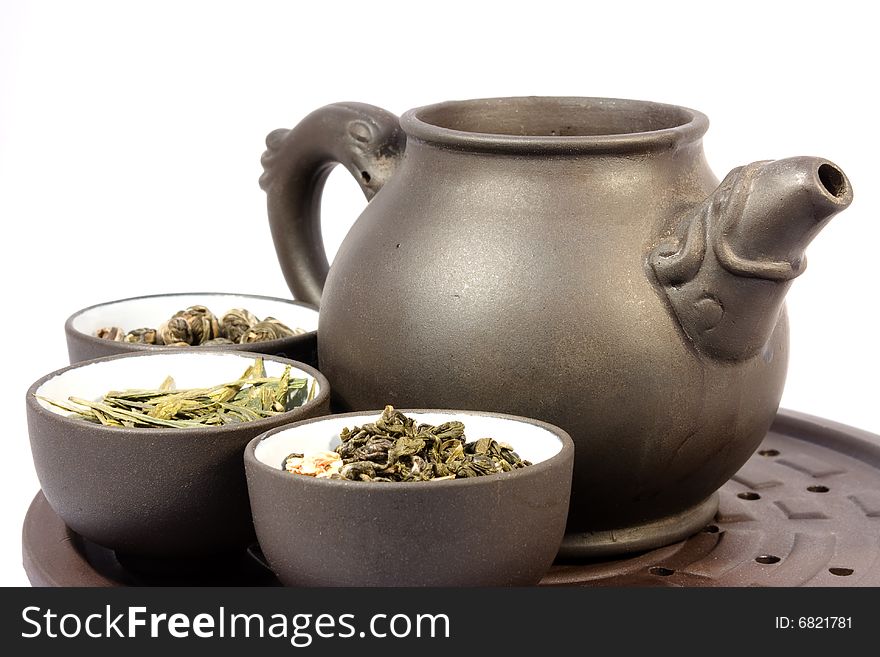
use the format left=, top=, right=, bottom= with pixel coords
left=400, top=96, right=709, bottom=155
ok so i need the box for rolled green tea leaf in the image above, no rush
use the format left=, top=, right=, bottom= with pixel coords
left=284, top=406, right=531, bottom=482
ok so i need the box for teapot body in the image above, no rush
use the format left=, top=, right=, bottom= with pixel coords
left=263, top=98, right=849, bottom=556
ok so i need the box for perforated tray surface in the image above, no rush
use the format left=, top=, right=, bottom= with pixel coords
left=22, top=410, right=880, bottom=587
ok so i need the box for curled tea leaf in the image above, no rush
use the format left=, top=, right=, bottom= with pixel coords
left=220, top=308, right=258, bottom=343
left=124, top=327, right=159, bottom=344
left=175, top=305, right=221, bottom=345
left=91, top=305, right=306, bottom=347
left=240, top=317, right=302, bottom=343
left=95, top=327, right=125, bottom=341
left=158, top=317, right=193, bottom=346
left=338, top=461, right=378, bottom=481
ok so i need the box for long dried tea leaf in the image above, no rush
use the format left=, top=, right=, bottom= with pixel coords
left=38, top=358, right=312, bottom=430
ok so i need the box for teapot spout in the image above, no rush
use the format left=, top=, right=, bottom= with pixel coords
left=650, top=157, right=853, bottom=361
left=717, top=157, right=853, bottom=279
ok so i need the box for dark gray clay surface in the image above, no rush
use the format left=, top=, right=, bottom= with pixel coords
left=23, top=410, right=880, bottom=586
left=245, top=410, right=575, bottom=586
left=26, top=352, right=330, bottom=559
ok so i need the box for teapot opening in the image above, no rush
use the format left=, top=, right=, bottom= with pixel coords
left=401, top=96, right=708, bottom=154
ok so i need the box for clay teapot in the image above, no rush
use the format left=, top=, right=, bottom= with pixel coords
left=259, top=97, right=852, bottom=556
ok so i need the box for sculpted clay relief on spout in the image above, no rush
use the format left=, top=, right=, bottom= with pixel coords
left=650, top=157, right=853, bottom=361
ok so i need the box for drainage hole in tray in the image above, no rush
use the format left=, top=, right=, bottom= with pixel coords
left=649, top=567, right=675, bottom=577
left=755, top=555, right=781, bottom=564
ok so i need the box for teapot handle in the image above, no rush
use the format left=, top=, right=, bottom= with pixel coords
left=259, top=103, right=406, bottom=305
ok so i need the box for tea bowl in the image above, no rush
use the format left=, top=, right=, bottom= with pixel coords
left=26, top=351, right=330, bottom=559
left=65, top=292, right=319, bottom=366
left=244, top=410, right=574, bottom=586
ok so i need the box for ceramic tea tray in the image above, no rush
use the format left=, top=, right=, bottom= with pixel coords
left=22, top=410, right=880, bottom=587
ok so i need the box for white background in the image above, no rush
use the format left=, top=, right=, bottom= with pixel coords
left=0, top=0, right=877, bottom=586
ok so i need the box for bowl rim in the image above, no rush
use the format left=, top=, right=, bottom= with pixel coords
left=26, top=349, right=330, bottom=439
left=64, top=291, right=318, bottom=353
left=244, top=408, right=575, bottom=490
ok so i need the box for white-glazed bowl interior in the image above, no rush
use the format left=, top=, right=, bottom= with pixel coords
left=35, top=352, right=320, bottom=418
left=70, top=293, right=318, bottom=336
left=255, top=411, right=563, bottom=469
